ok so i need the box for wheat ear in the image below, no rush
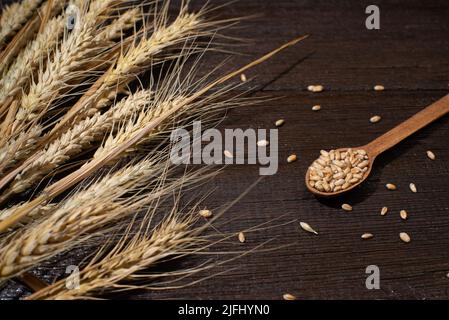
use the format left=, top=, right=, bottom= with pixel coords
left=49, top=3, right=214, bottom=140
left=0, top=204, right=56, bottom=231
left=0, top=8, right=67, bottom=107
left=0, top=35, right=308, bottom=233
left=11, top=0, right=119, bottom=129
left=0, top=4, right=211, bottom=182
left=28, top=212, right=201, bottom=300
left=98, top=7, right=141, bottom=44
left=0, top=155, right=209, bottom=282
left=0, top=125, right=42, bottom=175
left=0, top=1, right=140, bottom=174
left=0, top=5, right=142, bottom=168
left=0, top=0, right=44, bottom=51
left=93, top=53, right=254, bottom=160
left=0, top=90, right=152, bottom=203
left=0, top=0, right=67, bottom=80
left=0, top=156, right=167, bottom=281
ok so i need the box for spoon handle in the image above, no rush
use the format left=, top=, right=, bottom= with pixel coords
left=365, top=93, right=449, bottom=157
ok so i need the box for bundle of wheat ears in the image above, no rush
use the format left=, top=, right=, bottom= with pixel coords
left=0, top=0, right=305, bottom=299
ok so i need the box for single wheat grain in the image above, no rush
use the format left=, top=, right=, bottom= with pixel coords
left=300, top=221, right=318, bottom=235
left=275, top=119, right=284, bottom=127
left=399, top=232, right=411, bottom=243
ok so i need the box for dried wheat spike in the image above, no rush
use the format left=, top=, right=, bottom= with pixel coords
left=0, top=32, right=307, bottom=234
left=0, top=1, right=139, bottom=173
left=12, top=0, right=116, bottom=126
left=0, top=0, right=44, bottom=50
left=0, top=156, right=172, bottom=281
left=0, top=126, right=42, bottom=175
left=28, top=213, right=200, bottom=299
left=0, top=90, right=152, bottom=203
left=0, top=3, right=215, bottom=180
left=55, top=5, right=211, bottom=133
left=0, top=14, right=66, bottom=106
left=0, top=0, right=67, bottom=77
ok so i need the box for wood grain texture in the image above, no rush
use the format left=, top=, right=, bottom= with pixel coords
left=1, top=0, right=449, bottom=300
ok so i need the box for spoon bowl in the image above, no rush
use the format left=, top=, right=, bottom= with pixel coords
left=305, top=146, right=375, bottom=197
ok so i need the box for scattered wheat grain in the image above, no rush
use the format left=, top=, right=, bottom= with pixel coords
left=427, top=150, right=435, bottom=160
left=199, top=209, right=212, bottom=218
left=224, top=150, right=233, bottom=159
left=370, top=115, right=381, bottom=123
left=386, top=183, right=397, bottom=190
left=275, top=119, right=285, bottom=127
left=287, top=154, right=297, bottom=163
left=299, top=221, right=318, bottom=235
left=374, top=85, right=385, bottom=91
left=308, top=84, right=324, bottom=92
left=400, top=210, right=408, bottom=220
left=399, top=232, right=411, bottom=243
left=283, top=293, right=297, bottom=300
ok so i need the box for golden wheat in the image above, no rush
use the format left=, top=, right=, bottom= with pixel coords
left=0, top=126, right=42, bottom=174
left=0, top=0, right=43, bottom=50
left=0, top=35, right=307, bottom=233
left=0, top=1, right=141, bottom=174
left=28, top=213, right=201, bottom=299
left=52, top=6, right=210, bottom=134
left=0, top=90, right=152, bottom=203
left=0, top=157, right=166, bottom=281
left=12, top=0, right=117, bottom=127
left=0, top=15, right=66, bottom=106
left=0, top=0, right=68, bottom=80
left=0, top=4, right=217, bottom=190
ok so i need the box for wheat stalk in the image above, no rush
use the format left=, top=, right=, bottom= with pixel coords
left=0, top=4, right=214, bottom=189
left=49, top=3, right=214, bottom=140
left=0, top=15, right=66, bottom=107
left=0, top=0, right=44, bottom=51
left=28, top=212, right=201, bottom=300
left=0, top=1, right=140, bottom=175
left=0, top=0, right=67, bottom=81
left=0, top=155, right=211, bottom=282
left=98, top=7, right=141, bottom=44
left=93, top=68, right=251, bottom=160
left=0, top=156, right=167, bottom=281
left=11, top=0, right=117, bottom=128
left=0, top=35, right=307, bottom=233
left=0, top=125, right=42, bottom=174
left=0, top=90, right=152, bottom=203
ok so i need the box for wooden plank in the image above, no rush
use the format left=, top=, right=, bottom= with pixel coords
left=1, top=0, right=449, bottom=299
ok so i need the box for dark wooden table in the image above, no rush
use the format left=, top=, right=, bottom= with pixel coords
left=1, top=0, right=449, bottom=300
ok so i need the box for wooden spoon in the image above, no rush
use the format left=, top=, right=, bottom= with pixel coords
left=306, top=93, right=449, bottom=197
